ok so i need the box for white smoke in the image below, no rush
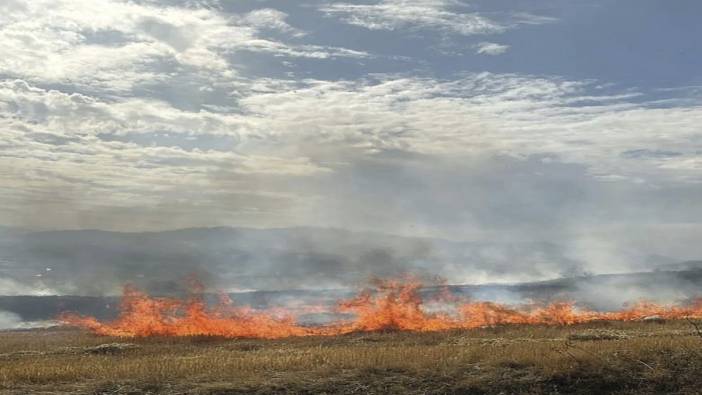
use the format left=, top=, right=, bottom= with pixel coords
left=0, top=277, right=56, bottom=296
left=0, top=310, right=56, bottom=330
left=0, top=310, right=22, bottom=329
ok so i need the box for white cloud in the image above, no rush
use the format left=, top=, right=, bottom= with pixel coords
left=2, top=72, right=700, bottom=229
left=320, top=0, right=505, bottom=35
left=0, top=78, right=333, bottom=170
left=0, top=78, right=331, bottom=231
left=0, top=0, right=225, bottom=89
left=474, top=42, right=509, bottom=55
left=240, top=8, right=306, bottom=37
left=0, top=0, right=366, bottom=92
left=237, top=73, right=702, bottom=183
left=320, top=0, right=555, bottom=37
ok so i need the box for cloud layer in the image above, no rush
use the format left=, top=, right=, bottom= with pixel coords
left=0, top=0, right=701, bottom=291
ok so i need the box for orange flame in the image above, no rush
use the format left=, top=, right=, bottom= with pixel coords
left=60, top=278, right=702, bottom=339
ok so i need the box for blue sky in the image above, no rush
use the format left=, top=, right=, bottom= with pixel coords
left=209, top=0, right=702, bottom=89
left=0, top=0, right=701, bottom=276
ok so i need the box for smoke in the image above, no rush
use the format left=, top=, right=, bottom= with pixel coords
left=0, top=225, right=593, bottom=296
left=0, top=310, right=22, bottom=329
left=1, top=153, right=701, bottom=297
left=0, top=227, right=442, bottom=295
left=0, top=310, right=52, bottom=330
left=568, top=270, right=702, bottom=311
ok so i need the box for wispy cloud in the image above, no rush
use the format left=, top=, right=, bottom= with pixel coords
left=320, top=0, right=555, bottom=38
left=237, top=73, right=702, bottom=183
left=239, top=8, right=306, bottom=38
left=320, top=0, right=505, bottom=36
left=474, top=42, right=510, bottom=55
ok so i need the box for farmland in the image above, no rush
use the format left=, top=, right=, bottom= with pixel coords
left=3, top=321, right=702, bottom=394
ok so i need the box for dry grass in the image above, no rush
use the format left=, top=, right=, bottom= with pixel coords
left=2, top=321, right=702, bottom=394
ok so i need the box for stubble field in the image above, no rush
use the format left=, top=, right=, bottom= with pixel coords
left=2, top=321, right=702, bottom=394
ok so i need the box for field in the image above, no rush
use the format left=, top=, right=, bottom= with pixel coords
left=2, top=321, right=702, bottom=394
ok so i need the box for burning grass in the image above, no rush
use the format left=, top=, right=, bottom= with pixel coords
left=59, top=278, right=702, bottom=339
left=2, top=321, right=702, bottom=394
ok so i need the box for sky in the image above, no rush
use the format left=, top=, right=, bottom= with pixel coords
left=0, top=0, right=701, bottom=270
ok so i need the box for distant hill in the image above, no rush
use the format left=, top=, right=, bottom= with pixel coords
left=655, top=260, right=702, bottom=272
left=0, top=226, right=585, bottom=296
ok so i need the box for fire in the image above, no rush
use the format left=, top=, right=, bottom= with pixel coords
left=60, top=278, right=702, bottom=339
left=60, top=284, right=309, bottom=338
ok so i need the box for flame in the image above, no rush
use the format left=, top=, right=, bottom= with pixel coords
left=60, top=278, right=702, bottom=339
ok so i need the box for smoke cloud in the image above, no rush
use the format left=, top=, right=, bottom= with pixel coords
left=0, top=310, right=22, bottom=330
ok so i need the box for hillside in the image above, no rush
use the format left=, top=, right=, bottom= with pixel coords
left=0, top=226, right=584, bottom=295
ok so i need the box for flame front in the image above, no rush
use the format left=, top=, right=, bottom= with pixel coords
left=60, top=279, right=702, bottom=339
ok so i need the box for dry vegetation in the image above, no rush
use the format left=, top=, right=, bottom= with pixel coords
left=2, top=321, right=702, bottom=394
